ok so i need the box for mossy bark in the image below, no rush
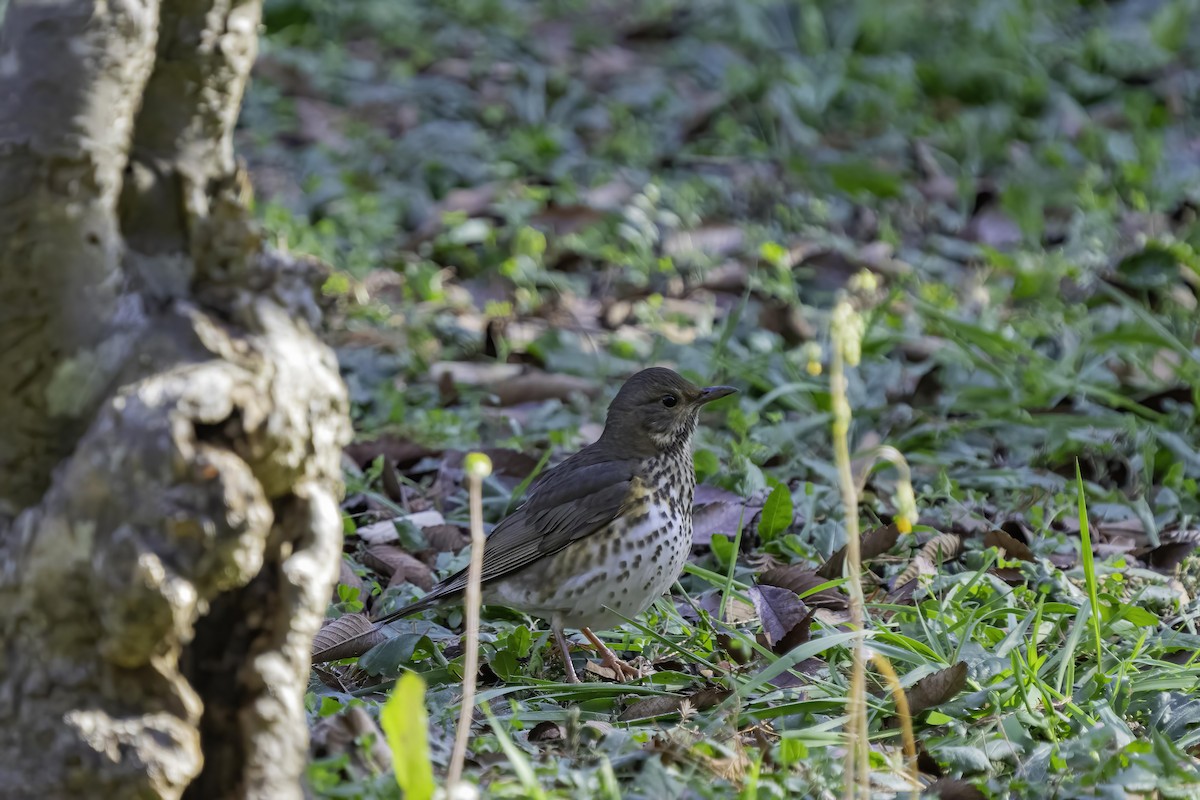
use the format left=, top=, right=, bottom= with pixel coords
left=0, top=1, right=351, bottom=797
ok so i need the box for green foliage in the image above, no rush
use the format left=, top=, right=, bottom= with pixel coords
left=252, top=0, right=1200, bottom=795
left=380, top=672, right=436, bottom=800
left=757, top=480, right=793, bottom=542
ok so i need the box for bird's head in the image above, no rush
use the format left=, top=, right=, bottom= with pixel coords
left=600, top=367, right=737, bottom=456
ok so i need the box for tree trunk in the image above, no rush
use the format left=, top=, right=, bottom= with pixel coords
left=0, top=0, right=351, bottom=797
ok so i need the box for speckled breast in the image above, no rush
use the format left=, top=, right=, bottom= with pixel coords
left=485, top=453, right=695, bottom=631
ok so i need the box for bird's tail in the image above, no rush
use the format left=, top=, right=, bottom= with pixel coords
left=370, top=592, right=445, bottom=627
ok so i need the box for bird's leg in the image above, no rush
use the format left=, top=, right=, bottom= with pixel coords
left=581, top=627, right=642, bottom=681
left=552, top=623, right=580, bottom=684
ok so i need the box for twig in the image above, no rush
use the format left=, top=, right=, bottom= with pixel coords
left=446, top=452, right=493, bottom=790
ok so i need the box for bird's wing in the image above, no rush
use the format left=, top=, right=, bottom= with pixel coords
left=415, top=456, right=640, bottom=605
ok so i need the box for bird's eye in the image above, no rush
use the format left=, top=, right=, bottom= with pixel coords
left=661, top=394, right=678, bottom=408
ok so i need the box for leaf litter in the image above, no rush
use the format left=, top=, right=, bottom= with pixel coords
left=243, top=0, right=1200, bottom=795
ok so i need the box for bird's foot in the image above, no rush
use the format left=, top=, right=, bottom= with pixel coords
left=582, top=627, right=643, bottom=682
left=596, top=652, right=643, bottom=681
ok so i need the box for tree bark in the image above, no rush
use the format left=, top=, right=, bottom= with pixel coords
left=0, top=0, right=351, bottom=797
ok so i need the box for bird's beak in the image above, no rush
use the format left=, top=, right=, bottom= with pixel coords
left=697, top=385, right=737, bottom=405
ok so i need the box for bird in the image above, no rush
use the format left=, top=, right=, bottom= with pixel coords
left=371, top=367, right=736, bottom=682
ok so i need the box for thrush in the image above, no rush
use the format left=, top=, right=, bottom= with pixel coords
left=371, top=367, right=736, bottom=682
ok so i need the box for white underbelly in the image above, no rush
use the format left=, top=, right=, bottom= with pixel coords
left=484, top=501, right=691, bottom=631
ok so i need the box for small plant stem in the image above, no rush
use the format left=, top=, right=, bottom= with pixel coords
left=831, top=304, right=869, bottom=800
left=447, top=455, right=490, bottom=789
left=871, top=651, right=918, bottom=800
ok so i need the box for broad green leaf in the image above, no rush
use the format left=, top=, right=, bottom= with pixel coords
left=710, top=533, right=736, bottom=570
left=360, top=634, right=427, bottom=677
left=694, top=449, right=719, bottom=482
left=757, top=482, right=793, bottom=542
left=1100, top=597, right=1159, bottom=628
left=380, top=672, right=435, bottom=800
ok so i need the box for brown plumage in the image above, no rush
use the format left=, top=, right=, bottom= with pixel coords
left=373, top=367, right=736, bottom=682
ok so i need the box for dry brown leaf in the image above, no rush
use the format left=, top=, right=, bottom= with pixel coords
left=422, top=523, right=470, bottom=553
left=486, top=370, right=600, bottom=406
left=361, top=544, right=434, bottom=590
left=439, top=448, right=541, bottom=482
left=528, top=204, right=607, bottom=236
left=311, top=706, right=391, bottom=774
left=430, top=360, right=524, bottom=386
left=924, top=777, right=987, bottom=800
left=748, top=586, right=812, bottom=650
left=813, top=607, right=852, bottom=627
left=618, top=687, right=732, bottom=721
left=886, top=577, right=919, bottom=605
left=892, top=533, right=963, bottom=588
left=818, top=523, right=901, bottom=579
left=907, top=662, right=968, bottom=716
left=312, top=614, right=386, bottom=663
left=757, top=565, right=848, bottom=610
left=1145, top=528, right=1200, bottom=571
left=355, top=511, right=447, bottom=545
left=527, top=721, right=565, bottom=743
left=691, top=484, right=764, bottom=546
left=724, top=596, right=756, bottom=625
left=983, top=529, right=1035, bottom=562
left=344, top=436, right=439, bottom=471
left=380, top=455, right=405, bottom=503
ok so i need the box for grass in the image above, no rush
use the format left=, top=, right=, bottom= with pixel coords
left=248, top=0, right=1200, bottom=796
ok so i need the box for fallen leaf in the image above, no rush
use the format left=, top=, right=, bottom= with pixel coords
left=757, top=565, right=847, bottom=610
left=691, top=485, right=764, bottom=546
left=527, top=721, right=565, bottom=743
left=435, top=448, right=541, bottom=497
left=345, top=436, right=440, bottom=471
left=983, top=529, right=1035, bottom=562
left=485, top=370, right=600, bottom=406
left=311, top=706, right=391, bottom=774
left=748, top=585, right=811, bottom=649
left=886, top=577, right=919, bottom=605
left=430, top=360, right=524, bottom=386
left=774, top=610, right=814, bottom=655
left=818, top=523, right=901, bottom=579
left=355, top=511, right=447, bottom=545
left=907, top=662, right=969, bottom=716
left=923, top=777, right=987, bottom=800
left=893, top=533, right=964, bottom=588
left=529, top=204, right=607, bottom=236
left=381, top=455, right=405, bottom=503
left=362, top=544, right=434, bottom=590
left=618, top=687, right=732, bottom=721
left=421, top=523, right=470, bottom=553
left=312, top=614, right=386, bottom=663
